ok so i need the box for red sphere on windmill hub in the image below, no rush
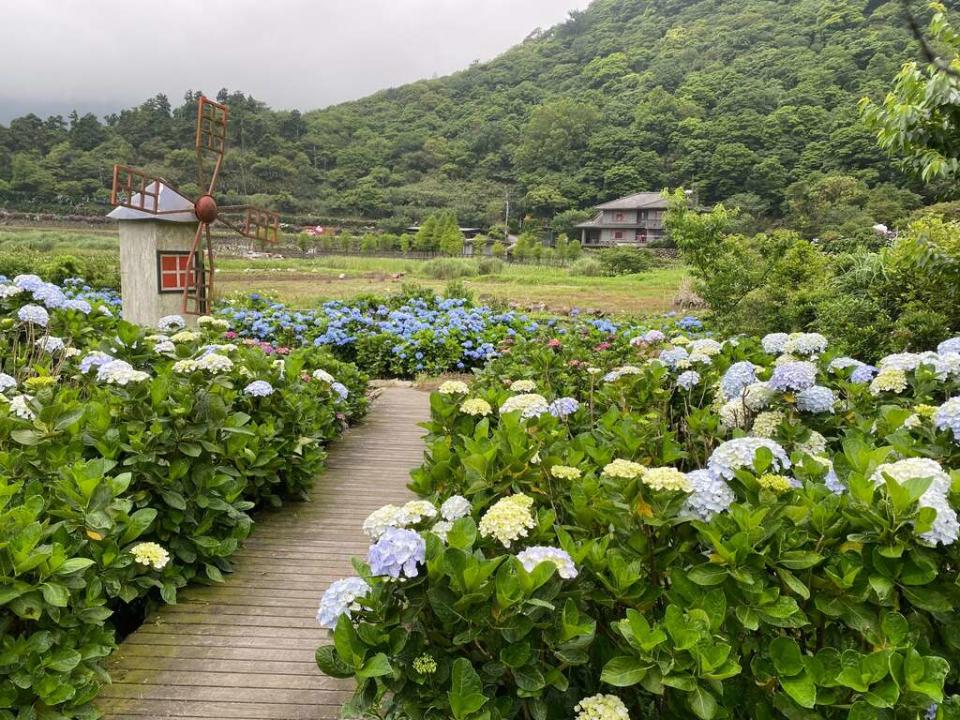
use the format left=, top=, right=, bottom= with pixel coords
left=194, top=194, right=218, bottom=223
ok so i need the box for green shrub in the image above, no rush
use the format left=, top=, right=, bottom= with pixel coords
left=568, top=256, right=604, bottom=276
left=0, top=295, right=367, bottom=716
left=421, top=258, right=478, bottom=280
left=599, top=247, right=655, bottom=275
left=476, top=257, right=504, bottom=275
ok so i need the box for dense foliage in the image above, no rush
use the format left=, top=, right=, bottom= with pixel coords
left=0, top=275, right=367, bottom=717
left=0, top=0, right=933, bottom=231
left=666, top=189, right=960, bottom=360
left=317, top=324, right=960, bottom=719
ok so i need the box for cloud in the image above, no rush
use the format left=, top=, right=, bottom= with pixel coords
left=0, top=0, right=591, bottom=122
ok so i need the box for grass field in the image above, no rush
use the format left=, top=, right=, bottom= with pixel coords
left=0, top=227, right=690, bottom=315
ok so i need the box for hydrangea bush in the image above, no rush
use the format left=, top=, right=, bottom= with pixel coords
left=0, top=275, right=368, bottom=716
left=317, top=328, right=960, bottom=719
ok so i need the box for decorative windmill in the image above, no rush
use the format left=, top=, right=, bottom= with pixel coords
left=107, top=95, right=280, bottom=325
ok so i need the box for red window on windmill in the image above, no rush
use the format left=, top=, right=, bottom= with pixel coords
left=158, top=252, right=197, bottom=292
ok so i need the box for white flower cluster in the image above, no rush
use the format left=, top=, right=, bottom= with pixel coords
left=438, top=380, right=469, bottom=395
left=934, top=397, right=960, bottom=443
left=516, top=546, right=578, bottom=579
left=603, top=365, right=643, bottom=382
left=783, top=332, right=828, bottom=356
left=761, top=332, right=790, bottom=354
left=509, top=379, right=537, bottom=392
left=499, top=393, right=549, bottom=419
left=574, top=694, right=630, bottom=720
left=689, top=338, right=722, bottom=356
left=313, top=368, right=335, bottom=383
left=602, top=459, right=646, bottom=479
left=198, top=315, right=230, bottom=331
left=130, top=542, right=170, bottom=570
left=707, top=437, right=791, bottom=480
left=8, top=394, right=35, bottom=420
left=440, top=495, right=472, bottom=521
left=97, top=360, right=150, bottom=386
left=362, top=500, right=439, bottom=538
left=158, top=315, right=186, bottom=332
left=478, top=494, right=536, bottom=548
left=871, top=458, right=958, bottom=546
left=196, top=353, right=233, bottom=373
left=642, top=467, right=692, bottom=493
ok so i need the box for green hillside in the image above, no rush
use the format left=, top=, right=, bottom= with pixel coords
left=0, top=0, right=932, bottom=229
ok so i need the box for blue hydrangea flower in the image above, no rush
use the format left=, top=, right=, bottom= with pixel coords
left=761, top=333, right=790, bottom=354
left=720, top=361, right=757, bottom=400
left=676, top=370, right=701, bottom=390
left=935, top=397, right=960, bottom=442
left=13, top=274, right=44, bottom=291
left=244, top=380, right=274, bottom=397
left=331, top=382, right=349, bottom=400
left=850, top=364, right=877, bottom=384
left=795, top=385, right=836, bottom=413
left=79, top=351, right=114, bottom=374
left=63, top=298, right=92, bottom=314
left=367, top=527, right=426, bottom=579
left=938, top=337, right=960, bottom=355
left=316, top=576, right=371, bottom=629
left=17, top=304, right=49, bottom=327
left=824, top=463, right=845, bottom=494
left=548, top=397, right=580, bottom=418
left=768, top=361, right=817, bottom=392
left=0, top=373, right=16, bottom=392
left=659, top=347, right=689, bottom=369
left=677, top=316, right=702, bottom=330
left=681, top=469, right=735, bottom=520
left=32, top=283, right=66, bottom=309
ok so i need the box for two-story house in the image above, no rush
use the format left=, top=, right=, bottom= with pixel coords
left=574, top=191, right=670, bottom=247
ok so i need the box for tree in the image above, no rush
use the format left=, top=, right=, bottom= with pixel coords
left=860, top=3, right=960, bottom=182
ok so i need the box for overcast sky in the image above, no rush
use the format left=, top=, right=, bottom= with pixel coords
left=0, top=0, right=592, bottom=124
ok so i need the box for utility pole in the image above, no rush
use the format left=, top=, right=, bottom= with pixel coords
left=504, top=189, right=510, bottom=229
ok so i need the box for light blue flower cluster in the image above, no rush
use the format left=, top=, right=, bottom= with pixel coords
left=720, top=361, right=757, bottom=400
left=935, top=398, right=960, bottom=442
left=676, top=370, right=701, bottom=390
left=330, top=382, right=349, bottom=400
left=17, top=304, right=49, bottom=327
left=515, top=546, right=578, bottom=579
left=548, top=397, right=580, bottom=418
left=681, top=469, right=735, bottom=520
left=795, top=385, right=836, bottom=414
left=768, top=361, right=818, bottom=392
left=316, top=576, right=371, bottom=629
left=658, top=347, right=689, bottom=369
left=367, top=527, right=426, bottom=579
left=244, top=380, right=274, bottom=397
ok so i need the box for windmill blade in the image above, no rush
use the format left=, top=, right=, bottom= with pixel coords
left=218, top=205, right=281, bottom=244
left=195, top=95, right=229, bottom=196
left=109, top=164, right=195, bottom=217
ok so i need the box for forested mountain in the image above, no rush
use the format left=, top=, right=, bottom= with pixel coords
left=0, top=0, right=936, bottom=231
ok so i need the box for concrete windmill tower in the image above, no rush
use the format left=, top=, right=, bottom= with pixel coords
left=107, top=95, right=280, bottom=326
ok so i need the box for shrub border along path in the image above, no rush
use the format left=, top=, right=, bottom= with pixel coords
left=95, top=387, right=429, bottom=720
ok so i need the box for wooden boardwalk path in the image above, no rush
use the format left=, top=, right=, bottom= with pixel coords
left=98, top=387, right=430, bottom=720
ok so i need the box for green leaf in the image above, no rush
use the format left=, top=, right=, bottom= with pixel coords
left=689, top=685, right=718, bottom=720
left=315, top=645, right=355, bottom=678
left=356, top=652, right=392, bottom=679
left=781, top=669, right=816, bottom=708
left=687, top=564, right=727, bottom=586
left=447, top=517, right=477, bottom=550
left=449, top=658, right=487, bottom=719
left=770, top=636, right=803, bottom=677
left=600, top=656, right=648, bottom=687
left=40, top=582, right=69, bottom=607
left=54, top=557, right=95, bottom=575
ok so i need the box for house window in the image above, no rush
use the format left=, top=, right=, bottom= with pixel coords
left=614, top=231, right=624, bottom=240
left=615, top=212, right=624, bottom=222
left=157, top=251, right=196, bottom=293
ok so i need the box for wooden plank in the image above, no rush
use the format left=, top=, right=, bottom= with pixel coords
left=99, top=388, right=429, bottom=720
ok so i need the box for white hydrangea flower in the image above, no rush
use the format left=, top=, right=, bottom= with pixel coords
left=313, top=368, right=335, bottom=383
left=516, top=546, right=578, bottom=579
left=708, top=437, right=791, bottom=480
left=158, top=315, right=186, bottom=332
left=478, top=494, right=535, bottom=548
left=173, top=359, right=199, bottom=374
left=430, top=520, right=453, bottom=543
left=796, top=431, right=827, bottom=457
left=719, top=399, right=749, bottom=430
left=509, top=379, right=537, bottom=392
left=574, top=694, right=630, bottom=720
left=603, top=459, right=647, bottom=479
left=743, top=382, right=775, bottom=411
left=680, top=469, right=736, bottom=521
left=195, top=353, right=233, bottom=373
left=401, top=500, right=438, bottom=523
left=8, top=394, right=35, bottom=420
left=440, top=495, right=472, bottom=521
left=750, top=410, right=784, bottom=438
left=761, top=333, right=790, bottom=354
left=316, top=576, right=371, bottom=629
left=0, top=373, right=16, bottom=393
left=689, top=338, right=722, bottom=356
left=438, top=380, right=469, bottom=395
left=783, top=332, right=828, bottom=356
left=642, top=467, right=692, bottom=493
left=362, top=504, right=412, bottom=539
left=499, top=393, right=549, bottom=419
left=97, top=360, right=149, bottom=386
